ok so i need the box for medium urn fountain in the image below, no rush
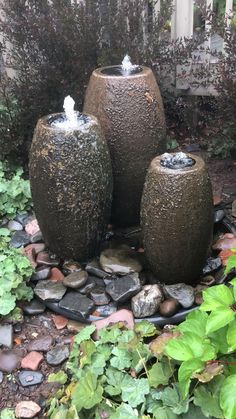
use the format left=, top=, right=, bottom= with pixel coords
left=141, top=152, right=213, bottom=284
left=29, top=96, right=113, bottom=261
left=83, top=56, right=166, bottom=227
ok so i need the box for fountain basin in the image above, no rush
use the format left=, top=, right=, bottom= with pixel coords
left=141, top=153, right=213, bottom=284
left=83, top=65, right=166, bottom=227
left=29, top=112, right=113, bottom=261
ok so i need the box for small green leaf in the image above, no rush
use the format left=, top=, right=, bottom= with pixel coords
left=121, top=376, right=150, bottom=407
left=134, top=321, right=159, bottom=337
left=200, top=285, right=234, bottom=311
left=73, top=325, right=96, bottom=345
left=0, top=292, right=16, bottom=315
left=220, top=375, right=236, bottom=419
left=194, top=384, right=224, bottom=418
left=110, top=346, right=133, bottom=370
left=148, top=361, right=173, bottom=387
left=0, top=228, right=10, bottom=236
left=178, top=359, right=204, bottom=399
left=48, top=371, right=68, bottom=385
left=72, top=371, right=103, bottom=411
left=0, top=408, right=16, bottom=419
left=178, top=310, right=208, bottom=338
left=206, top=307, right=235, bottom=334
left=110, top=403, right=138, bottom=419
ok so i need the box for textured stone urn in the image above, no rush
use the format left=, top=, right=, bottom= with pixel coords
left=83, top=65, right=166, bottom=227
left=141, top=153, right=213, bottom=284
left=29, top=113, right=112, bottom=261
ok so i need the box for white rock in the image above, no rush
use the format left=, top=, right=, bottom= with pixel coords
left=15, top=401, right=41, bottom=418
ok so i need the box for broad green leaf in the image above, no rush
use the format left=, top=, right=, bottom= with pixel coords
left=165, top=337, right=194, bottom=361
left=0, top=292, right=16, bottom=315
left=134, top=321, right=159, bottom=337
left=220, top=375, right=236, bottom=419
left=225, top=256, right=236, bottom=274
left=159, top=384, right=190, bottom=414
left=166, top=333, right=215, bottom=362
left=182, top=404, right=208, bottom=419
left=194, top=383, right=224, bottom=418
left=200, top=285, right=234, bottom=311
left=105, top=367, right=124, bottom=396
left=72, top=371, right=103, bottom=411
left=110, top=403, right=138, bottom=418
left=99, top=325, right=122, bottom=343
left=206, top=307, right=235, bottom=334
left=110, top=347, right=133, bottom=370
left=148, top=361, right=173, bottom=387
left=227, top=320, right=236, bottom=350
left=121, top=376, right=150, bottom=407
left=90, top=350, right=108, bottom=376
left=178, top=310, right=208, bottom=338
left=150, top=331, right=180, bottom=357
left=48, top=371, right=68, bottom=385
left=73, top=325, right=96, bottom=345
left=210, top=326, right=232, bottom=354
left=178, top=359, right=204, bottom=399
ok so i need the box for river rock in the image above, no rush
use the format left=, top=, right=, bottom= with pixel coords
left=106, top=273, right=141, bottom=303
left=10, top=231, right=31, bottom=248
left=62, top=260, right=82, bottom=275
left=0, top=371, right=3, bottom=383
left=63, top=270, right=88, bottom=289
left=164, top=283, right=195, bottom=308
left=46, top=345, right=69, bottom=366
left=0, top=349, right=25, bottom=372
left=36, top=251, right=60, bottom=267
left=31, top=266, right=51, bottom=282
left=131, top=285, right=163, bottom=318
left=214, top=209, right=225, bottom=223
left=18, top=370, right=44, bottom=387
left=202, top=257, right=222, bottom=275
left=90, top=287, right=110, bottom=305
left=100, top=245, right=142, bottom=275
left=79, top=276, right=105, bottom=294
left=23, top=299, right=46, bottom=315
left=0, top=324, right=13, bottom=348
left=59, top=292, right=95, bottom=319
left=15, top=401, right=41, bottom=418
left=213, top=233, right=236, bottom=251
left=34, top=280, right=66, bottom=301
left=159, top=298, right=179, bottom=317
left=91, top=302, right=117, bottom=317
left=27, top=335, right=53, bottom=352
left=85, top=258, right=109, bottom=278
left=7, top=220, right=23, bottom=231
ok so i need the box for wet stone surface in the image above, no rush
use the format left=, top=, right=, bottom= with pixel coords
left=10, top=230, right=31, bottom=248
left=63, top=270, right=88, bottom=289
left=106, top=273, right=141, bottom=303
left=62, top=260, right=82, bottom=275
left=59, top=292, right=95, bottom=319
left=18, top=370, right=44, bottom=387
left=100, top=246, right=142, bottom=275
left=23, top=299, right=46, bottom=315
left=91, top=302, right=118, bottom=317
left=46, top=345, right=70, bottom=366
left=34, top=280, right=66, bottom=301
left=202, top=257, right=222, bottom=275
left=164, top=283, right=195, bottom=308
left=131, top=284, right=163, bottom=318
left=90, top=287, right=110, bottom=306
left=85, top=258, right=110, bottom=278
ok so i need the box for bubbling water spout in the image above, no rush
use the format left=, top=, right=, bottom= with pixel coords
left=121, top=54, right=139, bottom=74
left=51, top=95, right=91, bottom=130
left=160, top=152, right=195, bottom=170
left=63, top=95, right=77, bottom=128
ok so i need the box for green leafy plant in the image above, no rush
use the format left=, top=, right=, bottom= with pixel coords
left=47, top=273, right=236, bottom=418
left=0, top=236, right=33, bottom=316
left=0, top=161, right=32, bottom=220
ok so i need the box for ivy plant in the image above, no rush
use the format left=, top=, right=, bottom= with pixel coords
left=47, top=255, right=236, bottom=419
left=0, top=235, right=33, bottom=316
left=0, top=161, right=32, bottom=220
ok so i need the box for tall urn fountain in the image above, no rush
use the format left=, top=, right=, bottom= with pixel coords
left=29, top=97, right=113, bottom=261
left=141, top=152, right=213, bottom=284
left=84, top=56, right=166, bottom=227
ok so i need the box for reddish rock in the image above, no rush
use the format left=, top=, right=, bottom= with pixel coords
left=24, top=247, right=37, bottom=269
left=36, top=251, right=60, bottom=267
left=213, top=195, right=222, bottom=206
left=15, top=401, right=41, bottom=418
left=24, top=243, right=46, bottom=255
left=25, top=219, right=40, bottom=236
left=49, top=267, right=64, bottom=281
left=219, top=249, right=236, bottom=266
left=213, top=233, right=236, bottom=251
left=21, top=351, right=44, bottom=371
left=92, top=309, right=134, bottom=340
left=52, top=314, right=68, bottom=330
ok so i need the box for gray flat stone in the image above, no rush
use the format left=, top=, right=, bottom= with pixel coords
left=18, top=370, right=44, bottom=387
left=46, top=345, right=69, bottom=366
left=164, top=283, right=195, bottom=308
left=59, top=292, right=95, bottom=319
left=131, top=285, right=163, bottom=318
left=106, top=273, right=141, bottom=303
left=23, top=299, right=46, bottom=315
left=63, top=270, right=88, bottom=289
left=100, top=246, right=142, bottom=275
left=31, top=266, right=51, bottom=282
left=90, top=287, right=110, bottom=305
left=15, top=212, right=29, bottom=225
left=0, top=324, right=13, bottom=348
left=10, top=231, right=31, bottom=248
left=85, top=258, right=109, bottom=278
left=7, top=220, right=23, bottom=231
left=202, top=257, right=222, bottom=275
left=34, top=280, right=66, bottom=301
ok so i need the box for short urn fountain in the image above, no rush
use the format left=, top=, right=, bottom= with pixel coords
left=83, top=55, right=166, bottom=227
left=29, top=96, right=113, bottom=261
left=141, top=152, right=213, bottom=284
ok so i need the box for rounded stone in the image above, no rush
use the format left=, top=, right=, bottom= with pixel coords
left=63, top=270, right=88, bottom=289
left=29, top=112, right=113, bottom=261
left=131, top=284, right=163, bottom=318
left=15, top=401, right=41, bottom=418
left=83, top=66, right=166, bottom=226
left=141, top=154, right=213, bottom=284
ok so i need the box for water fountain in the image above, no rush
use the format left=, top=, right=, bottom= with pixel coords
left=83, top=55, right=166, bottom=227
left=141, top=152, right=213, bottom=284
left=29, top=96, right=113, bottom=261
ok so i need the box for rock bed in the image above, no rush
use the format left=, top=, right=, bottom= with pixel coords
left=2, top=198, right=236, bottom=327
